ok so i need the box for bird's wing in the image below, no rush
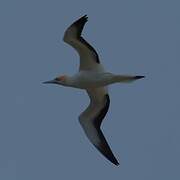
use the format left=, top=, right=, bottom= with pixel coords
left=79, top=87, right=119, bottom=166
left=63, top=15, right=101, bottom=71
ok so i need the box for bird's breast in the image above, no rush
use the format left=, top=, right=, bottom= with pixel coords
left=70, top=72, right=114, bottom=89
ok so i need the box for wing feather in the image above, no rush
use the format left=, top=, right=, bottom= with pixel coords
left=63, top=15, right=101, bottom=71
left=79, top=88, right=119, bottom=166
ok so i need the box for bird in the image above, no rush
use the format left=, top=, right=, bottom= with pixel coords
left=43, top=15, right=145, bottom=166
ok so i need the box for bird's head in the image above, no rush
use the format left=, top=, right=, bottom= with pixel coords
left=43, top=75, right=68, bottom=85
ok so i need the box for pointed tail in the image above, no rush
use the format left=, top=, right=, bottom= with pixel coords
left=113, top=75, right=145, bottom=83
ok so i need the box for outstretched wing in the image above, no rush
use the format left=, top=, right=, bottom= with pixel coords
left=79, top=88, right=119, bottom=166
left=63, top=15, right=101, bottom=71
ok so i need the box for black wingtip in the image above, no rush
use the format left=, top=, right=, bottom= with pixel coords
left=80, top=14, right=88, bottom=22
left=73, top=15, right=88, bottom=26
left=95, top=142, right=120, bottom=167
left=110, top=154, right=119, bottom=166
left=83, top=14, right=88, bottom=17
left=107, top=154, right=119, bottom=166
left=112, top=159, right=120, bottom=166
left=134, top=75, right=145, bottom=80
left=83, top=14, right=88, bottom=18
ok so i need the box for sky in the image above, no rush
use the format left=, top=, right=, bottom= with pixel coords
left=0, top=0, right=180, bottom=179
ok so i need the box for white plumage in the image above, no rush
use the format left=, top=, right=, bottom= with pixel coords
left=44, top=15, right=145, bottom=166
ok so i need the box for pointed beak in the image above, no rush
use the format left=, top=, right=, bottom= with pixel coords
left=42, top=79, right=58, bottom=84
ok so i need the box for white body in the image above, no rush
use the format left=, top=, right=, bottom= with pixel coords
left=44, top=15, right=144, bottom=166
left=62, top=70, right=139, bottom=89
left=68, top=71, right=114, bottom=89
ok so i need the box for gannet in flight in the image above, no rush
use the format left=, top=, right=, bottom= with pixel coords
left=43, top=15, right=145, bottom=166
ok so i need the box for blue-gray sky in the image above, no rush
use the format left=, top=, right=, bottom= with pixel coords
left=0, top=0, right=179, bottom=179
